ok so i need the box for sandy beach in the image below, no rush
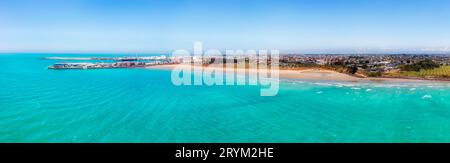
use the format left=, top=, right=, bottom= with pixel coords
left=148, top=64, right=448, bottom=83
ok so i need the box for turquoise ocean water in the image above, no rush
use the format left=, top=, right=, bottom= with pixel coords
left=1, top=53, right=450, bottom=142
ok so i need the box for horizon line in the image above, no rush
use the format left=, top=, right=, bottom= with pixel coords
left=3, top=52, right=450, bottom=55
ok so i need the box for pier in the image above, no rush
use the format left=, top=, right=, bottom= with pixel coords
left=44, top=56, right=172, bottom=61
left=46, top=56, right=181, bottom=69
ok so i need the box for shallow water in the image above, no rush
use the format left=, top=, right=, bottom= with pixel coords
left=1, top=54, right=450, bottom=142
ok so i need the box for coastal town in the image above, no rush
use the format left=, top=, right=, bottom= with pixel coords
left=279, top=54, right=450, bottom=79
left=186, top=53, right=450, bottom=79
left=281, top=54, right=450, bottom=70
left=46, top=54, right=450, bottom=80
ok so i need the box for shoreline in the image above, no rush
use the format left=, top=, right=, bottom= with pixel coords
left=147, top=64, right=450, bottom=83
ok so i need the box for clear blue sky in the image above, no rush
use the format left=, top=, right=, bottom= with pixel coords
left=1, top=0, right=450, bottom=54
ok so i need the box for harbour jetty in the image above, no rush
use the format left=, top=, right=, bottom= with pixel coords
left=44, top=56, right=172, bottom=61
left=46, top=56, right=181, bottom=69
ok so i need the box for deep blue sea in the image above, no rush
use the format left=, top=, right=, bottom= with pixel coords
left=1, top=53, right=450, bottom=142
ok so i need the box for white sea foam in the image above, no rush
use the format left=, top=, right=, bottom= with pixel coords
left=422, top=95, right=432, bottom=99
left=282, top=79, right=450, bottom=92
left=314, top=83, right=333, bottom=86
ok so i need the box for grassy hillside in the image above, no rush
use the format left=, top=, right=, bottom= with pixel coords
left=388, top=66, right=450, bottom=78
